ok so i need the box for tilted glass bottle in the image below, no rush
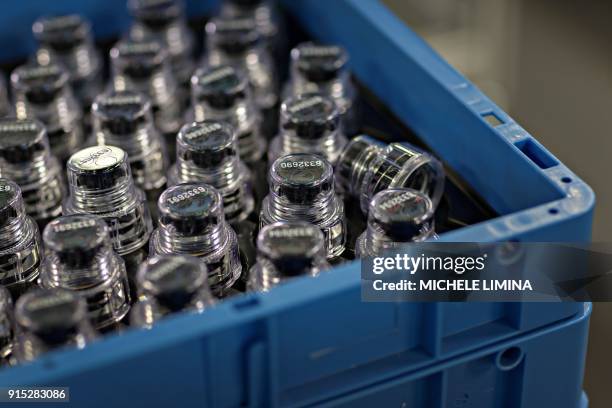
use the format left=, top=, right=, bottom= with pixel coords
left=336, top=135, right=445, bottom=214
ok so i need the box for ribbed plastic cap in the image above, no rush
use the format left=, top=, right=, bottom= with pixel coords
left=258, top=222, right=325, bottom=277
left=370, top=188, right=434, bottom=241
left=92, top=91, right=150, bottom=135
left=270, top=154, right=333, bottom=205
left=0, top=179, right=24, bottom=229
left=281, top=94, right=339, bottom=140
left=128, top=0, right=182, bottom=27
left=111, top=40, right=166, bottom=79
left=10, top=63, right=69, bottom=104
left=67, top=145, right=130, bottom=191
left=138, top=254, right=208, bottom=312
left=177, top=121, right=237, bottom=169
left=206, top=16, right=260, bottom=54
left=191, top=65, right=247, bottom=110
left=0, top=119, right=48, bottom=164
left=293, top=43, right=348, bottom=82
left=32, top=14, right=90, bottom=50
left=158, top=183, right=224, bottom=235
left=15, top=288, right=87, bottom=342
left=43, top=215, right=109, bottom=269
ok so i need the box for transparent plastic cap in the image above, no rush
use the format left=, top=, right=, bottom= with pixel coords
left=128, top=0, right=183, bottom=25
left=191, top=65, right=247, bottom=110
left=92, top=91, right=151, bottom=135
left=67, top=145, right=130, bottom=192
left=258, top=222, right=325, bottom=277
left=15, top=288, right=87, bottom=338
left=269, top=154, right=334, bottom=205
left=110, top=39, right=166, bottom=80
left=43, top=215, right=110, bottom=271
left=206, top=16, right=260, bottom=54
left=292, top=42, right=348, bottom=83
left=32, top=14, right=90, bottom=49
left=0, top=178, right=42, bottom=290
left=281, top=94, right=339, bottom=140
left=177, top=121, right=237, bottom=169
left=158, top=183, right=224, bottom=236
left=137, top=254, right=210, bottom=312
left=0, top=118, right=48, bottom=165
left=10, top=63, right=69, bottom=105
left=0, top=179, right=26, bottom=231
left=369, top=188, right=435, bottom=242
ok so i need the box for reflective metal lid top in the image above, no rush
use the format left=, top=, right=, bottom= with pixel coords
left=67, top=146, right=129, bottom=190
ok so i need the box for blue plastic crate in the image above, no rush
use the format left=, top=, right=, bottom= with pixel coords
left=0, top=0, right=595, bottom=406
left=309, top=304, right=591, bottom=408
left=0, top=297, right=592, bottom=408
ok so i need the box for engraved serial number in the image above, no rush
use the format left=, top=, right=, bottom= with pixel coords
left=185, top=122, right=223, bottom=139
left=0, top=121, right=38, bottom=133
left=280, top=160, right=322, bottom=169
left=52, top=218, right=97, bottom=232
left=379, top=192, right=416, bottom=211
left=268, top=227, right=317, bottom=238
left=167, top=186, right=207, bottom=204
left=288, top=95, right=324, bottom=114
left=300, top=45, right=342, bottom=58
left=199, top=66, right=235, bottom=85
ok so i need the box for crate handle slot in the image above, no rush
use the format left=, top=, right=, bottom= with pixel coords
left=513, top=139, right=559, bottom=170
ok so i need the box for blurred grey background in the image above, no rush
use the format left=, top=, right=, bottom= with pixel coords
left=383, top=0, right=612, bottom=406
